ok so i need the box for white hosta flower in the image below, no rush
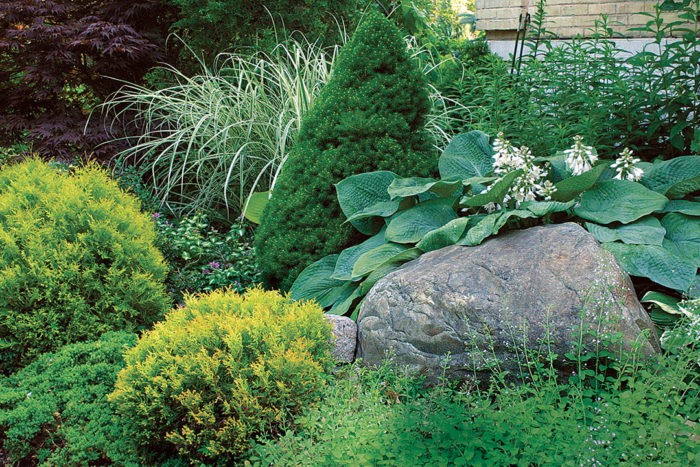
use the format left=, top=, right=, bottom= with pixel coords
left=612, top=147, right=644, bottom=181
left=487, top=134, right=556, bottom=208
left=563, top=135, right=598, bottom=176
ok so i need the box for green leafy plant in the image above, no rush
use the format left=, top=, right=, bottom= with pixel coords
left=0, top=160, right=170, bottom=374
left=252, top=320, right=700, bottom=466
left=255, top=11, right=438, bottom=291
left=110, top=287, right=334, bottom=465
left=0, top=332, right=139, bottom=466
left=289, top=131, right=700, bottom=319
left=452, top=1, right=699, bottom=162
left=153, top=212, right=262, bottom=302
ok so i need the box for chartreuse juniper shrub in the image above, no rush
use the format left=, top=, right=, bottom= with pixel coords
left=110, top=288, right=333, bottom=465
left=290, top=131, right=700, bottom=319
left=0, top=159, right=169, bottom=374
left=255, top=10, right=437, bottom=291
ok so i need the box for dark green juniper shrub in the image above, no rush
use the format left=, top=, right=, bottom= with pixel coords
left=255, top=10, right=437, bottom=291
left=0, top=332, right=139, bottom=466
left=0, top=160, right=170, bottom=374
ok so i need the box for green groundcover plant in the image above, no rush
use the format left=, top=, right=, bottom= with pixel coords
left=0, top=160, right=170, bottom=374
left=152, top=213, right=262, bottom=302
left=0, top=332, right=139, bottom=466
left=110, top=287, right=334, bottom=465
left=255, top=10, right=438, bottom=291
left=290, top=131, right=700, bottom=319
left=252, top=316, right=700, bottom=466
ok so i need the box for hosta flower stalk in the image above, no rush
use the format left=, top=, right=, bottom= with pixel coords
left=612, top=147, right=644, bottom=181
left=564, top=135, right=598, bottom=176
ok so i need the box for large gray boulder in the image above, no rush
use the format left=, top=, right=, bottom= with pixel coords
left=357, top=223, right=659, bottom=382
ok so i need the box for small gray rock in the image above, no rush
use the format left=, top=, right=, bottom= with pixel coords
left=357, top=223, right=659, bottom=383
left=325, top=314, right=357, bottom=363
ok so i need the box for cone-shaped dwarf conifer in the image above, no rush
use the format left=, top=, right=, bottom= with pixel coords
left=255, top=10, right=436, bottom=291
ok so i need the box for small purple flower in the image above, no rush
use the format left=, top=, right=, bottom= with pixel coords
left=234, top=280, right=241, bottom=288
left=224, top=263, right=231, bottom=269
left=202, top=269, right=211, bottom=275
left=209, top=261, right=221, bottom=269
left=152, top=212, right=161, bottom=219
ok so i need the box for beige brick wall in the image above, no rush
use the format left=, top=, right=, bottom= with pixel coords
left=475, top=1, right=683, bottom=39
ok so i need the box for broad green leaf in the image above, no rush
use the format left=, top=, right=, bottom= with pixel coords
left=385, top=198, right=457, bottom=244
left=660, top=325, right=700, bottom=353
left=336, top=171, right=397, bottom=235
left=242, top=191, right=269, bottom=224
left=457, top=212, right=500, bottom=246
left=290, top=255, right=352, bottom=307
left=344, top=201, right=399, bottom=223
left=648, top=310, right=682, bottom=328
left=574, top=179, right=668, bottom=224
left=641, top=291, right=682, bottom=315
left=463, top=176, right=498, bottom=187
left=438, top=131, right=494, bottom=180
left=460, top=170, right=523, bottom=208
left=521, top=199, right=576, bottom=216
left=550, top=163, right=609, bottom=202
left=688, top=275, right=700, bottom=299
left=661, top=200, right=700, bottom=216
left=332, top=228, right=387, bottom=280
left=641, top=156, right=700, bottom=198
left=661, top=213, right=700, bottom=266
left=387, top=177, right=462, bottom=200
left=495, top=209, right=537, bottom=230
left=328, top=285, right=363, bottom=316
left=352, top=243, right=409, bottom=278
left=536, top=153, right=569, bottom=182
left=584, top=217, right=666, bottom=245
left=359, top=248, right=423, bottom=295
left=417, top=217, right=470, bottom=252
left=602, top=242, right=696, bottom=291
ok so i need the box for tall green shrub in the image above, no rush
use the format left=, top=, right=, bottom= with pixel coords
left=255, top=11, right=436, bottom=290
left=0, top=160, right=170, bottom=374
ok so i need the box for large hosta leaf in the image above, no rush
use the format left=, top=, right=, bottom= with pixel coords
left=661, top=200, right=700, bottom=216
left=584, top=217, right=666, bottom=245
left=359, top=248, right=422, bottom=294
left=332, top=228, right=387, bottom=280
left=352, top=243, right=409, bottom=278
left=336, top=171, right=397, bottom=235
left=550, top=163, right=609, bottom=202
left=387, top=177, right=462, bottom=200
left=344, top=201, right=400, bottom=223
left=416, top=217, right=470, bottom=252
left=641, top=156, right=700, bottom=198
left=661, top=213, right=700, bottom=266
left=242, top=191, right=269, bottom=224
left=574, top=179, right=668, bottom=224
left=602, top=242, right=696, bottom=291
left=328, top=285, right=363, bottom=316
left=457, top=212, right=500, bottom=246
left=641, top=291, right=682, bottom=315
left=385, top=198, right=457, bottom=244
left=438, top=131, right=494, bottom=180
left=290, top=254, right=351, bottom=307
left=460, top=170, right=523, bottom=208
left=521, top=199, right=576, bottom=216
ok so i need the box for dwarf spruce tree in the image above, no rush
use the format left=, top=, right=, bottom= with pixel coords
left=255, top=11, right=436, bottom=291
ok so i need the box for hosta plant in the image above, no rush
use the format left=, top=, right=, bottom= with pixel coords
left=290, top=131, right=700, bottom=320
